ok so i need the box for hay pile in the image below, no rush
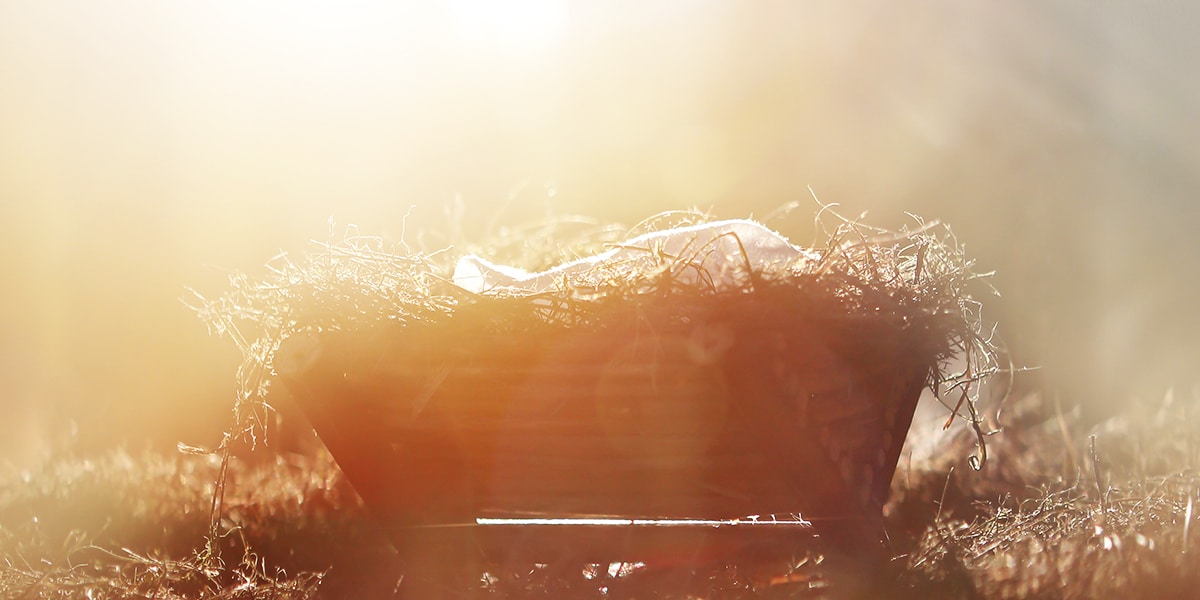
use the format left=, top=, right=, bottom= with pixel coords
left=193, top=211, right=992, bottom=435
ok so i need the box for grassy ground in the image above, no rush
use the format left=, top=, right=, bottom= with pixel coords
left=3, top=390, right=1200, bottom=598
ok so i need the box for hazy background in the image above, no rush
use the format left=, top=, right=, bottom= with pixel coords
left=2, top=0, right=1197, bottom=468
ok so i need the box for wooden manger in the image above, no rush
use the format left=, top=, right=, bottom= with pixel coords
left=194, top=214, right=990, bottom=592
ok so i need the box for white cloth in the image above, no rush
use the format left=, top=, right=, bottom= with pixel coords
left=453, top=219, right=819, bottom=295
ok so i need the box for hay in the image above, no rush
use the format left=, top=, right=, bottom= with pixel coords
left=187, top=208, right=997, bottom=557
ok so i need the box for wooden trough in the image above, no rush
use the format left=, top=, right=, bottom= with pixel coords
left=195, top=216, right=986, bottom=594
left=273, top=292, right=933, bottom=572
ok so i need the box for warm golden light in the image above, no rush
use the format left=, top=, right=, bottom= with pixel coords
left=2, top=3, right=1200, bottom=597
left=450, top=0, right=569, bottom=58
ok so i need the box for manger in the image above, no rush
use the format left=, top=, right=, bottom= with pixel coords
left=192, top=210, right=993, bottom=583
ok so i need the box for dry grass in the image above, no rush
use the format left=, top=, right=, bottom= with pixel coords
left=5, top=392, right=1200, bottom=598
left=888, top=390, right=1200, bottom=600
left=0, top=447, right=404, bottom=599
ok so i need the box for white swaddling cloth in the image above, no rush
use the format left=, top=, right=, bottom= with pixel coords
left=453, top=219, right=820, bottom=295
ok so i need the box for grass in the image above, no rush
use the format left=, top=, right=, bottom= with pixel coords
left=4, top=389, right=1200, bottom=598
left=0, top=446, right=388, bottom=599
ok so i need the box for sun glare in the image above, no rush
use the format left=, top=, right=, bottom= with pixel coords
left=449, top=0, right=569, bottom=57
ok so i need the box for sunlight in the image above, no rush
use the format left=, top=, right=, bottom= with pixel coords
left=449, top=0, right=569, bottom=57
left=206, top=0, right=422, bottom=63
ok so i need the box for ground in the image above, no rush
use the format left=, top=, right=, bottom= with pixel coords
left=3, top=390, right=1200, bottom=599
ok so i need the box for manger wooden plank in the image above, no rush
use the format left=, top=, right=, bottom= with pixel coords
left=275, top=311, right=931, bottom=557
